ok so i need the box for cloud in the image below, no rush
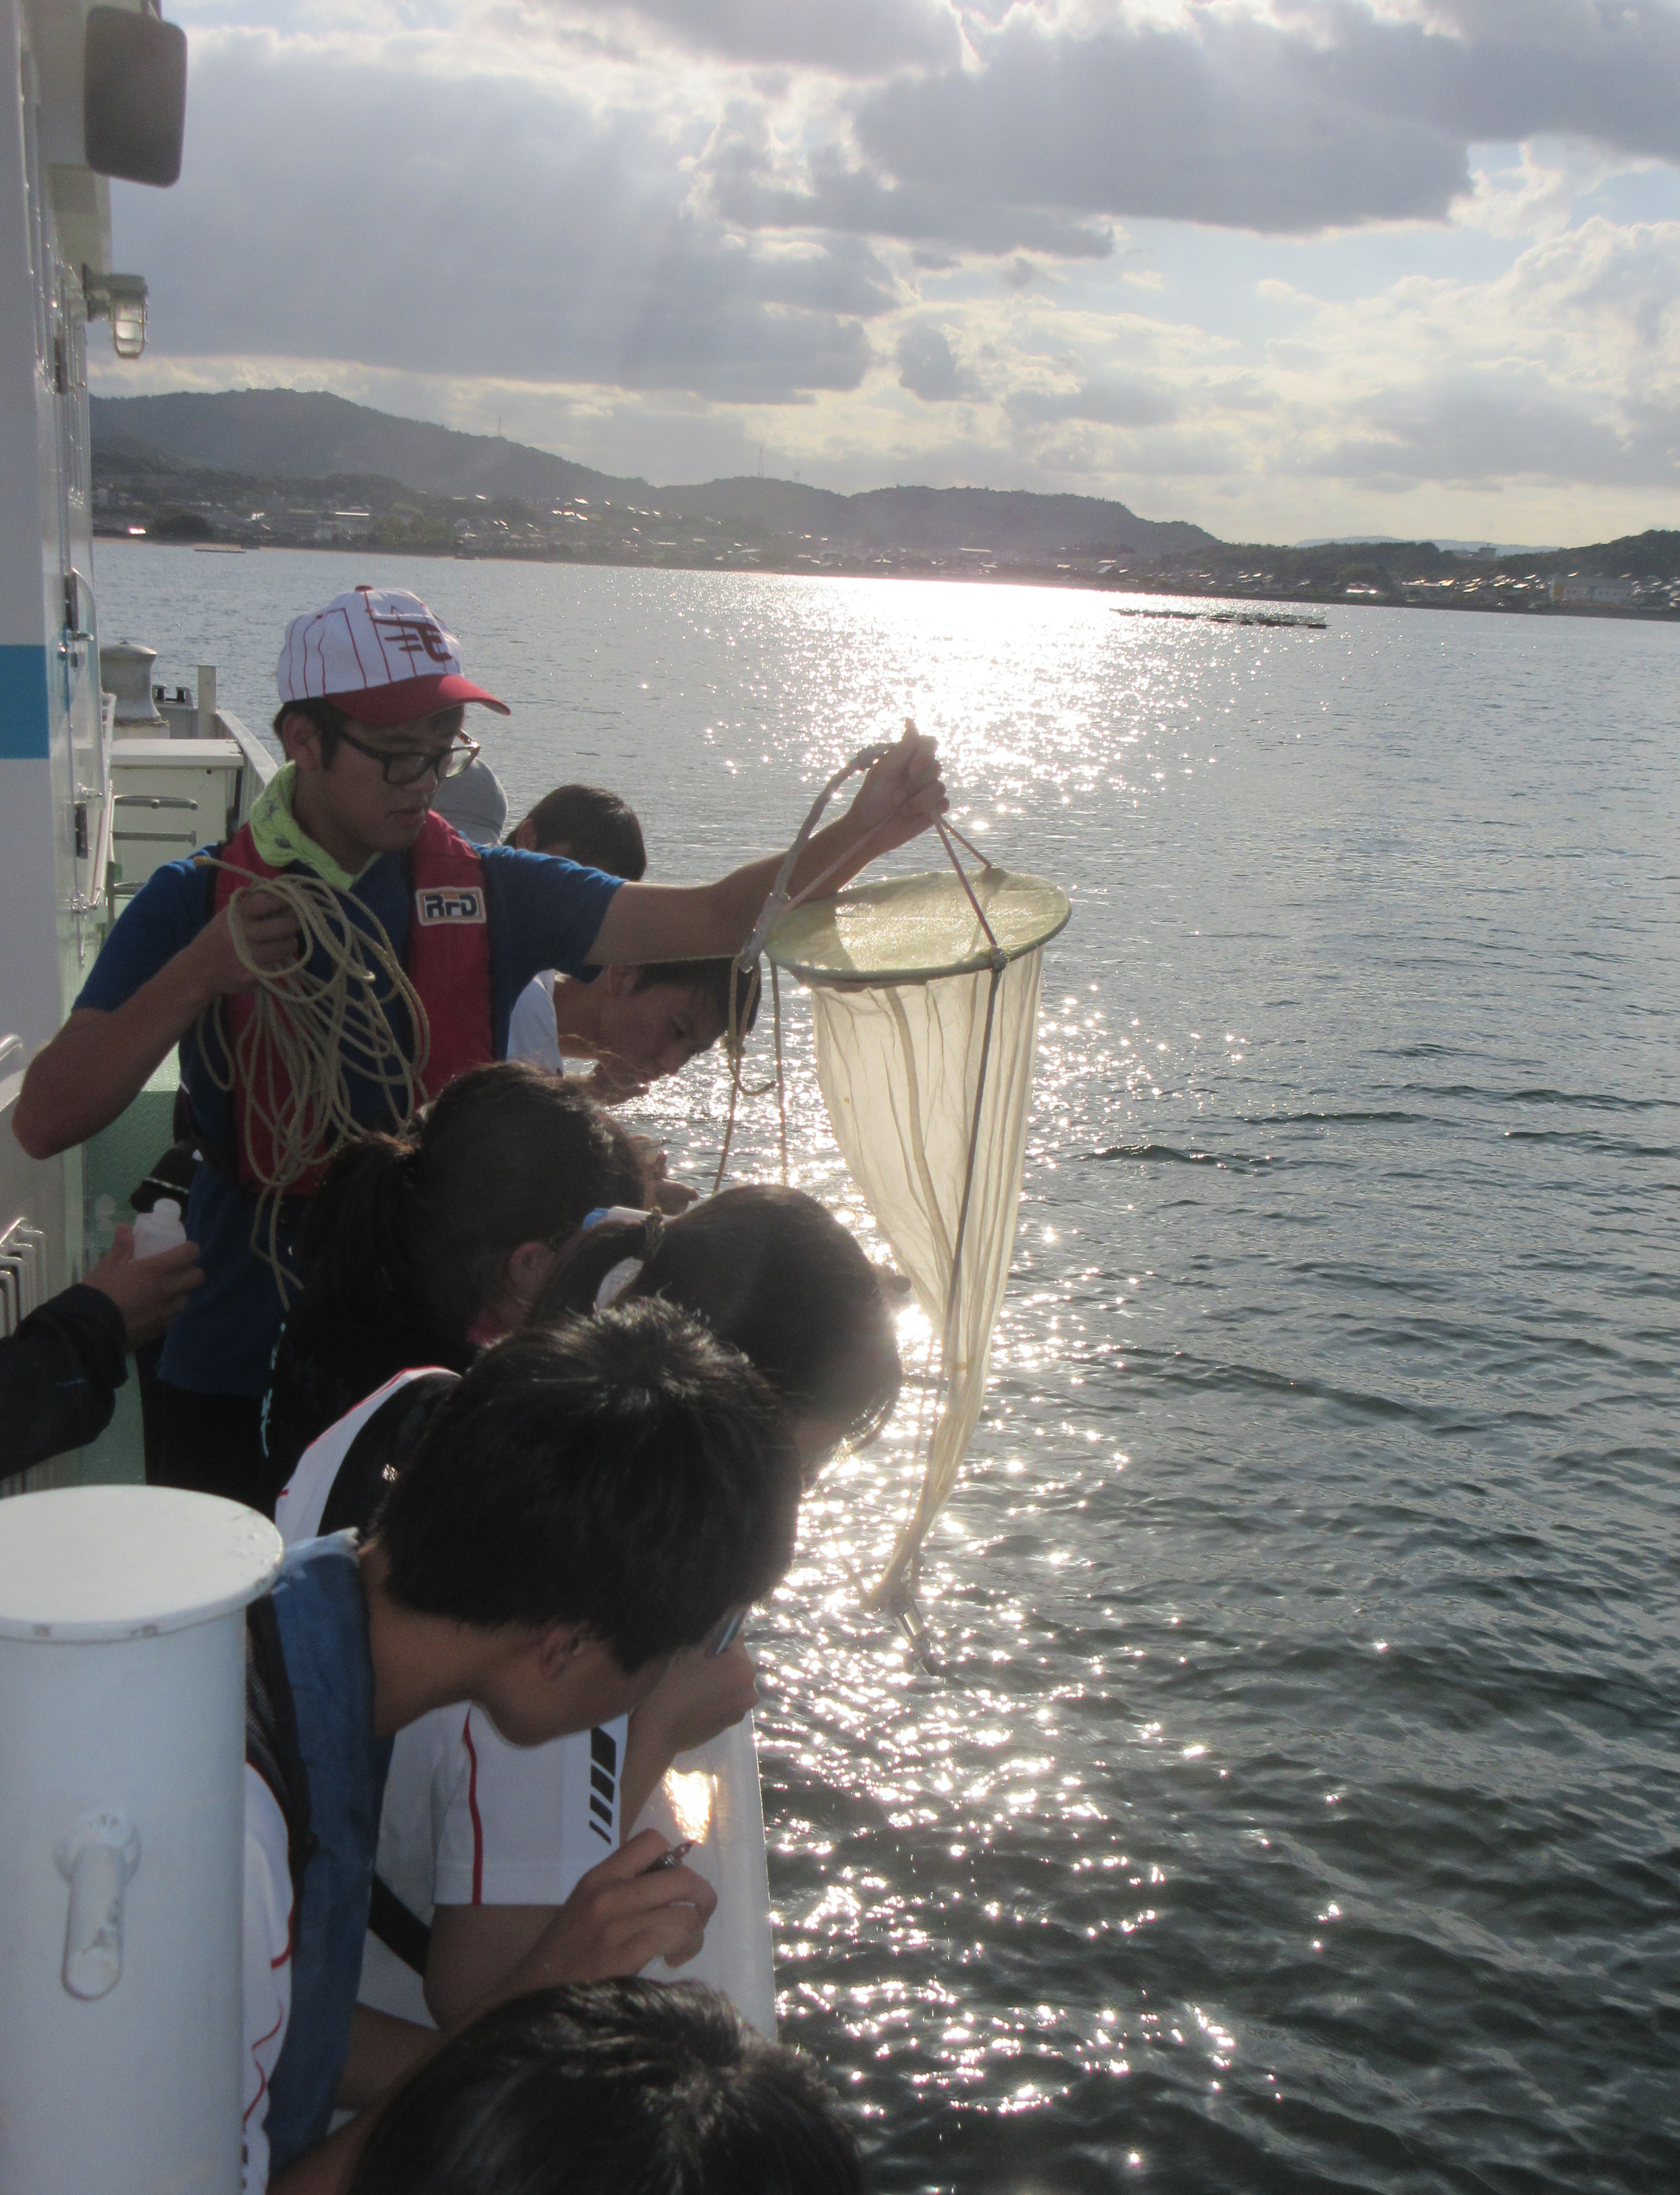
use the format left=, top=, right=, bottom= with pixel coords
left=1314, top=0, right=1680, bottom=167
left=849, top=12, right=1470, bottom=239
left=104, top=0, right=1680, bottom=545
left=115, top=29, right=890, bottom=401
left=1307, top=208, right=1680, bottom=392
left=597, top=0, right=963, bottom=73
left=1006, top=376, right=1178, bottom=430
left=896, top=322, right=981, bottom=401
left=696, top=1, right=1680, bottom=252
left=1253, top=209, right=1680, bottom=494
left=706, top=137, right=1116, bottom=260
left=1299, top=374, right=1678, bottom=492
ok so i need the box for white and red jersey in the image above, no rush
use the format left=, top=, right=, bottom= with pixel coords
left=241, top=1767, right=293, bottom=2195
left=275, top=1375, right=630, bottom=2027
left=274, top=1367, right=453, bottom=1542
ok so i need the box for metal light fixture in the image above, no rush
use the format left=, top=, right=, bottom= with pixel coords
left=110, top=290, right=147, bottom=359
left=82, top=271, right=149, bottom=360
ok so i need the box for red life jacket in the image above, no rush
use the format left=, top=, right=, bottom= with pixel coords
left=211, top=811, right=493, bottom=1195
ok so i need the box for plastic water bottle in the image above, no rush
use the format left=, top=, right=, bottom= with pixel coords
left=131, top=1198, right=186, bottom=1261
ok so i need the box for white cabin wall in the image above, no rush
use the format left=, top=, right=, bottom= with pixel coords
left=0, top=0, right=105, bottom=1293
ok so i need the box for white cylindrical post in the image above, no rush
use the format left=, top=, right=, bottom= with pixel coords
left=196, top=662, right=217, bottom=740
left=0, top=1486, right=281, bottom=2194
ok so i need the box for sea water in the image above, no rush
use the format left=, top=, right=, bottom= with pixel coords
left=100, top=547, right=1680, bottom=2194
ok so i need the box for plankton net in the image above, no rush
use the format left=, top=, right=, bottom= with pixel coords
left=734, top=743, right=1070, bottom=1615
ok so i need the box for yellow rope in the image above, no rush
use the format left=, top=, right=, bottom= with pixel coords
left=709, top=957, right=769, bottom=1196
left=196, top=861, right=431, bottom=1302
left=770, top=962, right=789, bottom=1187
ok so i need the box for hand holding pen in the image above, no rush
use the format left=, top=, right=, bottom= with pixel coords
left=513, top=1828, right=716, bottom=1984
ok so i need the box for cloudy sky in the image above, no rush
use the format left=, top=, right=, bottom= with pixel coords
left=100, top=0, right=1680, bottom=545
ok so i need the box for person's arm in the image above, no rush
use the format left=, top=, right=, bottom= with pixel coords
left=422, top=1647, right=756, bottom=2024
left=586, top=722, right=946, bottom=966
left=271, top=1830, right=718, bottom=2195
left=85, top=1224, right=204, bottom=1348
left=619, top=1641, right=758, bottom=1829
left=425, top=1904, right=555, bottom=2030
left=0, top=1283, right=129, bottom=1468
left=12, top=888, right=301, bottom=1160
left=0, top=1222, right=199, bottom=1471
left=426, top=1822, right=720, bottom=2028
left=270, top=2116, right=374, bottom=2195
left=336, top=2005, right=439, bottom=2112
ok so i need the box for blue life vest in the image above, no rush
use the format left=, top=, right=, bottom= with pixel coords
left=262, top=1534, right=394, bottom=2175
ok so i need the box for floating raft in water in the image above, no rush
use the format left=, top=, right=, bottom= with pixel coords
left=1113, top=605, right=1327, bottom=630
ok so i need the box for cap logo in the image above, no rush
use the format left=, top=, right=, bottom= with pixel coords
left=373, top=613, right=454, bottom=669
left=415, top=885, right=485, bottom=926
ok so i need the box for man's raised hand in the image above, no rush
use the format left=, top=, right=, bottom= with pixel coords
left=847, top=718, right=949, bottom=856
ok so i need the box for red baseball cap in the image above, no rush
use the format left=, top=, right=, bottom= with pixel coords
left=278, top=585, right=509, bottom=727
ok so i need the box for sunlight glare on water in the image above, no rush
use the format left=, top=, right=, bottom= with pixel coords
left=99, top=549, right=1680, bottom=2195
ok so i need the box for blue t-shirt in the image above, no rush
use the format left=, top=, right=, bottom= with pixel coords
left=76, top=845, right=620, bottom=1396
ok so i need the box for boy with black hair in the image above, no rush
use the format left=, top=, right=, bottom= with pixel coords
left=504, top=782, right=752, bottom=1106
left=244, top=1301, right=802, bottom=2195
left=508, top=951, right=759, bottom=1101
left=346, top=1980, right=863, bottom=2195
left=504, top=780, right=754, bottom=1216
left=508, top=783, right=647, bottom=879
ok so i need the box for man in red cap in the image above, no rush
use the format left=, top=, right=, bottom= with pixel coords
left=13, top=586, right=944, bottom=1509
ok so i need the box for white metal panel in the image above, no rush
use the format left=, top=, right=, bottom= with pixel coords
left=0, top=0, right=115, bottom=1296
left=110, top=738, right=248, bottom=889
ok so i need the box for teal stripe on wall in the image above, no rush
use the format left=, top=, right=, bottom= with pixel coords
left=0, top=645, right=50, bottom=761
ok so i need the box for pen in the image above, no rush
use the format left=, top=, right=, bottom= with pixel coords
left=642, top=1839, right=694, bottom=1875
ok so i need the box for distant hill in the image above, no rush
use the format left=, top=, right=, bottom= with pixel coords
left=625, top=475, right=1216, bottom=557
left=92, top=389, right=636, bottom=506
left=89, top=389, right=1217, bottom=558
left=91, top=389, right=1674, bottom=612
left=1296, top=533, right=1562, bottom=555
left=850, top=485, right=1208, bottom=557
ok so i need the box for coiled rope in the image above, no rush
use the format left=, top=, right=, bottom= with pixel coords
left=197, top=861, right=431, bottom=1301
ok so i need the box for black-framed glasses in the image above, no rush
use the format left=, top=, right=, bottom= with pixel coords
left=337, top=727, right=481, bottom=787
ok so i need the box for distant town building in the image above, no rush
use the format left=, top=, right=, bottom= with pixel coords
left=1552, top=576, right=1636, bottom=608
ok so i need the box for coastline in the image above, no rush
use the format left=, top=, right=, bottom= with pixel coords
left=93, top=532, right=1680, bottom=625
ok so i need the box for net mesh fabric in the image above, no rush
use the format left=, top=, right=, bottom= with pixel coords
left=772, top=869, right=1066, bottom=1606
